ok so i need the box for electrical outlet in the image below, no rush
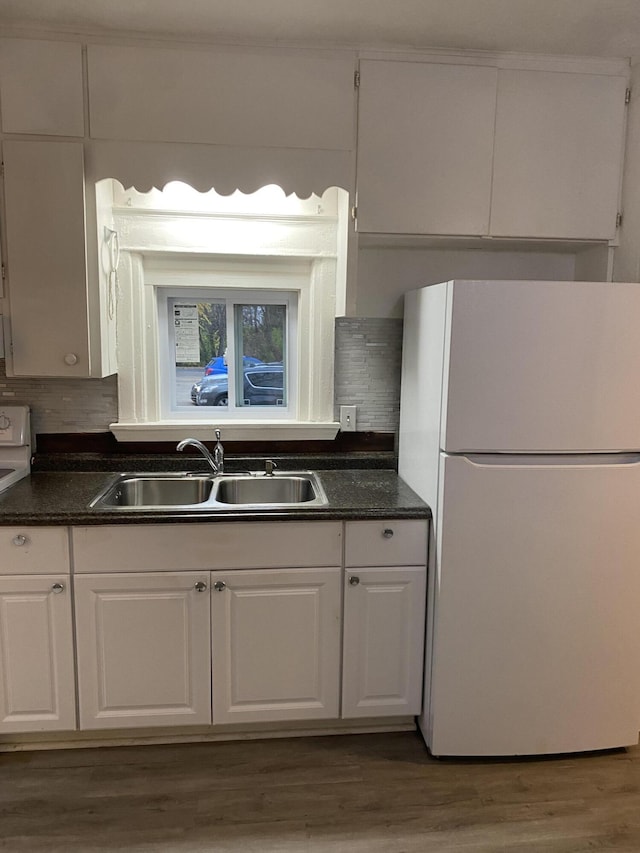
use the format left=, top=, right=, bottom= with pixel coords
left=340, top=405, right=357, bottom=432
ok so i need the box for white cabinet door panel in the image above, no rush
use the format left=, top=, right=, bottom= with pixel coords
left=490, top=69, right=627, bottom=239
left=3, top=141, right=90, bottom=377
left=342, top=566, right=426, bottom=718
left=0, top=527, right=69, bottom=576
left=357, top=60, right=497, bottom=235
left=75, top=573, right=211, bottom=729
left=0, top=576, right=76, bottom=733
left=0, top=39, right=84, bottom=136
left=345, top=520, right=427, bottom=567
left=428, top=454, right=640, bottom=756
left=211, top=568, right=341, bottom=724
left=88, top=45, right=355, bottom=151
left=72, top=522, right=342, bottom=572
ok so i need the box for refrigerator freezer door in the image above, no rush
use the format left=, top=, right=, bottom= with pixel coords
left=426, top=453, right=640, bottom=757
left=441, top=280, right=640, bottom=452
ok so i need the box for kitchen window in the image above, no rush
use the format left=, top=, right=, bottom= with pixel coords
left=158, top=284, right=297, bottom=419
left=105, top=182, right=347, bottom=442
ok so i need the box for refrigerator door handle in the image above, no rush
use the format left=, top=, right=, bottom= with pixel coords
left=458, top=452, right=640, bottom=467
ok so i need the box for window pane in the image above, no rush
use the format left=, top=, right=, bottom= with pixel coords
left=172, top=300, right=227, bottom=408
left=234, top=304, right=286, bottom=407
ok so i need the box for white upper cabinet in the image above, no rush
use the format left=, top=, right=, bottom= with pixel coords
left=87, top=45, right=355, bottom=151
left=3, top=141, right=89, bottom=376
left=356, top=58, right=628, bottom=241
left=0, top=39, right=84, bottom=136
left=2, top=140, right=114, bottom=377
left=490, top=69, right=628, bottom=240
left=356, top=60, right=497, bottom=235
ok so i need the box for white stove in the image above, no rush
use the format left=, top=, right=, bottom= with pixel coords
left=0, top=405, right=31, bottom=494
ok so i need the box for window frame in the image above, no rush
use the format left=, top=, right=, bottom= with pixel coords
left=112, top=254, right=339, bottom=442
left=159, top=285, right=298, bottom=420
left=107, top=184, right=345, bottom=442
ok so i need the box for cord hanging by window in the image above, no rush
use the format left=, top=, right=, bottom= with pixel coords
left=104, top=227, right=120, bottom=321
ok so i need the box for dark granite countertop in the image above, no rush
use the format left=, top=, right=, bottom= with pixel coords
left=0, top=468, right=430, bottom=526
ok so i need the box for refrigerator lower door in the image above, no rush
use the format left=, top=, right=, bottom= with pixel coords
left=426, top=453, right=640, bottom=757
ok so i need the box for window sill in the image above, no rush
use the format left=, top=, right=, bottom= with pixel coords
left=110, top=421, right=341, bottom=443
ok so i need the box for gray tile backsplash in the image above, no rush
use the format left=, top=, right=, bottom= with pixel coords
left=334, top=318, right=403, bottom=432
left=0, top=318, right=403, bottom=435
left=0, top=360, right=118, bottom=434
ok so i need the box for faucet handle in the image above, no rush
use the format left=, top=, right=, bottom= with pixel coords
left=215, top=428, right=221, bottom=441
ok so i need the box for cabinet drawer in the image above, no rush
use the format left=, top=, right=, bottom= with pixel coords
left=345, top=520, right=427, bottom=567
left=72, top=522, right=343, bottom=573
left=0, top=527, right=69, bottom=575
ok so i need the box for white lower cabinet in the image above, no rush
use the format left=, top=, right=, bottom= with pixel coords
left=74, top=572, right=212, bottom=729
left=211, top=567, right=342, bottom=724
left=341, top=520, right=428, bottom=719
left=0, top=575, right=76, bottom=732
left=65, top=518, right=427, bottom=736
left=341, top=566, right=426, bottom=718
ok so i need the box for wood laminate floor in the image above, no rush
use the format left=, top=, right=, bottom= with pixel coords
left=1, top=731, right=640, bottom=852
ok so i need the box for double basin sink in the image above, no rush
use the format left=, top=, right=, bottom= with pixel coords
left=90, top=471, right=328, bottom=511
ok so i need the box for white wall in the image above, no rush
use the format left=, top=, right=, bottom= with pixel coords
left=355, top=247, right=576, bottom=318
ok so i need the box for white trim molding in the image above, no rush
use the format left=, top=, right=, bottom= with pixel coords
left=110, top=421, right=339, bottom=442
left=107, top=182, right=347, bottom=442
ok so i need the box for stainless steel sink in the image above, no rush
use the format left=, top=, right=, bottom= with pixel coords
left=90, top=471, right=327, bottom=510
left=90, top=473, right=214, bottom=509
left=211, top=473, right=326, bottom=506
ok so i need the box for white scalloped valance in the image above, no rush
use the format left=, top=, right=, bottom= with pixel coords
left=86, top=140, right=353, bottom=198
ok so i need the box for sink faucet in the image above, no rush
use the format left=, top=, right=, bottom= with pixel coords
left=213, top=428, right=224, bottom=474
left=177, top=430, right=224, bottom=475
left=264, top=459, right=278, bottom=476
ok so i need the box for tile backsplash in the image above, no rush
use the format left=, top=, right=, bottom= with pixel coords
left=0, top=318, right=403, bottom=435
left=334, top=318, right=403, bottom=432
left=0, top=360, right=118, bottom=434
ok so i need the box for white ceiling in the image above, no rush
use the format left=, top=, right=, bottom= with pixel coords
left=0, top=0, right=640, bottom=59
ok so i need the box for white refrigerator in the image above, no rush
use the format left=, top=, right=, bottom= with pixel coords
left=398, top=279, right=640, bottom=757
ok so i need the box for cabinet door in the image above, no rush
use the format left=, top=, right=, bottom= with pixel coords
left=211, top=568, right=341, bottom=724
left=0, top=39, right=84, bottom=136
left=490, top=69, right=628, bottom=239
left=356, top=60, right=497, bottom=235
left=0, top=575, right=76, bottom=733
left=3, top=140, right=90, bottom=376
left=342, top=566, right=426, bottom=718
left=88, top=45, right=355, bottom=151
left=75, top=573, right=211, bottom=729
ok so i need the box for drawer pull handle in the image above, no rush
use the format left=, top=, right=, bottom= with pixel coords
left=51, top=583, right=65, bottom=594
left=349, top=575, right=360, bottom=586
left=12, top=534, right=28, bottom=547
left=214, top=581, right=226, bottom=592
left=382, top=528, right=394, bottom=539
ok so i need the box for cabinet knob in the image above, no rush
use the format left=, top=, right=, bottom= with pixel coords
left=194, top=581, right=207, bottom=592
left=214, top=581, right=226, bottom=592
left=12, top=534, right=28, bottom=547
left=348, top=575, right=360, bottom=586
left=51, top=583, right=65, bottom=594
left=64, top=353, right=78, bottom=366
left=382, top=528, right=394, bottom=539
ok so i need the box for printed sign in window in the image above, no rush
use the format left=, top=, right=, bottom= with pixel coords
left=174, top=304, right=200, bottom=363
